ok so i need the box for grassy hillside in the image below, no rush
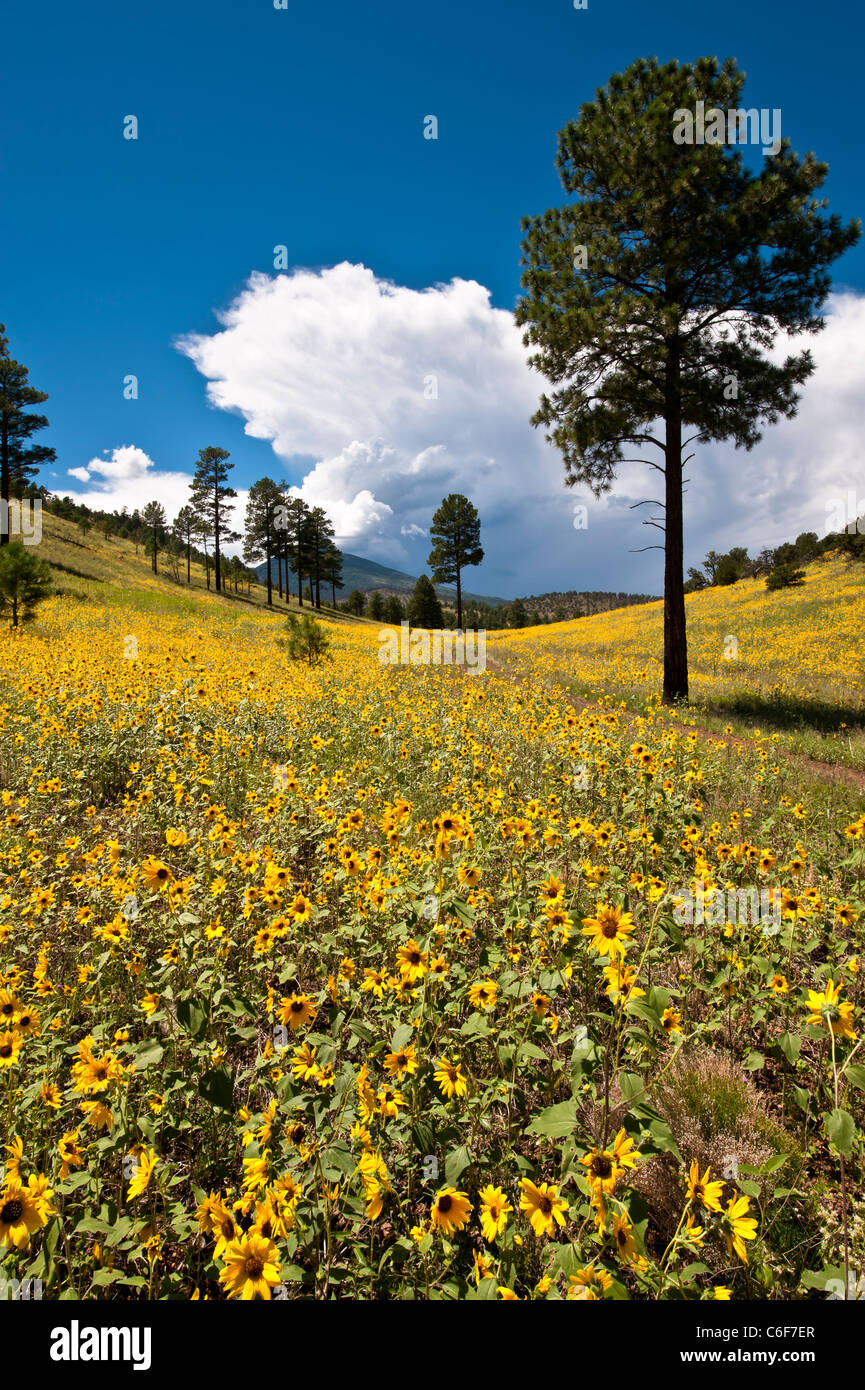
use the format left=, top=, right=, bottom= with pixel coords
left=30, top=512, right=374, bottom=629
left=2, top=523, right=863, bottom=1304
left=489, top=552, right=865, bottom=765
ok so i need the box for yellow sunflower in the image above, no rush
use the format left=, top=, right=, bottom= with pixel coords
left=581, top=903, right=636, bottom=960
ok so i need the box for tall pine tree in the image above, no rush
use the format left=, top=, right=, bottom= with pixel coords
left=173, top=505, right=198, bottom=583
left=142, top=500, right=167, bottom=574
left=427, top=494, right=484, bottom=631
left=190, top=446, right=238, bottom=594
left=280, top=496, right=310, bottom=606
left=516, top=55, right=859, bottom=704
left=0, top=325, right=56, bottom=544
left=243, top=477, right=284, bottom=606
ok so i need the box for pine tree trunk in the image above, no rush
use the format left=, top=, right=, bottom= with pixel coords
left=663, top=341, right=688, bottom=704
left=456, top=568, right=462, bottom=631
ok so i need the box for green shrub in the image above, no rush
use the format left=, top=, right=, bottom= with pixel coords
left=280, top=612, right=331, bottom=665
left=766, top=563, right=806, bottom=591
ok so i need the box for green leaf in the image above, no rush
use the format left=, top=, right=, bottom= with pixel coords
left=743, top=1050, right=765, bottom=1071
left=526, top=1101, right=577, bottom=1139
left=825, top=1108, right=856, bottom=1157
left=474, top=1276, right=498, bottom=1300
left=411, top=1120, right=435, bottom=1156
left=322, top=1143, right=356, bottom=1179
left=198, top=1065, right=234, bottom=1112
left=133, top=1038, right=164, bottom=1070
left=844, top=1063, right=865, bottom=1092
left=761, top=1152, right=790, bottom=1175
left=445, top=1145, right=472, bottom=1186
left=460, top=1012, right=490, bottom=1038
left=391, top=1023, right=415, bottom=1052
left=777, top=1031, right=801, bottom=1064
left=646, top=985, right=671, bottom=1015
left=619, top=1072, right=644, bottom=1101
left=177, top=997, right=207, bottom=1039
left=801, top=1264, right=844, bottom=1292
left=219, top=992, right=256, bottom=1018
left=626, top=1000, right=661, bottom=1031
left=550, top=1243, right=580, bottom=1278
left=647, top=1118, right=682, bottom=1161
left=74, top=1218, right=111, bottom=1235
left=348, top=1021, right=375, bottom=1044
left=791, top=1085, right=811, bottom=1112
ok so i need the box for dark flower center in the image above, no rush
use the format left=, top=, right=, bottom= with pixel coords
left=1, top=1199, right=24, bottom=1224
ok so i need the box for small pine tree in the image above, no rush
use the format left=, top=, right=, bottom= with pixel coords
left=766, top=563, right=806, bottom=591
left=281, top=612, right=331, bottom=664
left=0, top=541, right=53, bottom=626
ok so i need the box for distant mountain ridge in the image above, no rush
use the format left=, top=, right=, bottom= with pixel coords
left=256, top=551, right=509, bottom=607
left=255, top=550, right=659, bottom=618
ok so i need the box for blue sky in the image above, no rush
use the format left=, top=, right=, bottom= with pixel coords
left=2, top=0, right=863, bottom=597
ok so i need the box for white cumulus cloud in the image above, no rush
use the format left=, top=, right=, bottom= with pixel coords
left=177, top=265, right=865, bottom=594
left=64, top=270, right=865, bottom=599
left=61, top=446, right=204, bottom=527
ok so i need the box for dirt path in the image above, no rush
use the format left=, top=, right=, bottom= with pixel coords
left=482, top=652, right=865, bottom=796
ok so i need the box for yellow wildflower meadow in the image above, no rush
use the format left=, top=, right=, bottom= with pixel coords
left=0, top=569, right=862, bottom=1300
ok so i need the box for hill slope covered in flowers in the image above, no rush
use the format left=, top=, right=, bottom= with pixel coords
left=1, top=544, right=864, bottom=1301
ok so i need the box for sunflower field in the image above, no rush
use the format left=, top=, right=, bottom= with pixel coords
left=1, top=579, right=864, bottom=1301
